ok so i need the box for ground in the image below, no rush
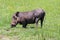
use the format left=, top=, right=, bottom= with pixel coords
left=0, top=0, right=60, bottom=40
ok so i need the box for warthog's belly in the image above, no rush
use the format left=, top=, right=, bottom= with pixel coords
left=19, top=19, right=35, bottom=24
left=26, top=19, right=35, bottom=24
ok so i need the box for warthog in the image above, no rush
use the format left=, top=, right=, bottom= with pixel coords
left=11, top=8, right=45, bottom=28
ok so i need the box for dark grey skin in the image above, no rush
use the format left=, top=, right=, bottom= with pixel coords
left=11, top=8, right=45, bottom=28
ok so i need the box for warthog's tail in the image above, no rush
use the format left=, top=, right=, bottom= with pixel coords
left=41, top=12, right=45, bottom=28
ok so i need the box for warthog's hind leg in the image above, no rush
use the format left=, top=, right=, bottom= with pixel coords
left=35, top=18, right=39, bottom=27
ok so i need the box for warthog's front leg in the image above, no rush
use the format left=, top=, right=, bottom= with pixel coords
left=22, top=21, right=27, bottom=28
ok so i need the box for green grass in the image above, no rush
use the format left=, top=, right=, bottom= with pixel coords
left=0, top=0, right=60, bottom=40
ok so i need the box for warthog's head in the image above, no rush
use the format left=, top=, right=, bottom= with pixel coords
left=11, top=12, right=19, bottom=28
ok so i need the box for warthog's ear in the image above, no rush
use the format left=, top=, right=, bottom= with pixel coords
left=16, top=12, right=19, bottom=17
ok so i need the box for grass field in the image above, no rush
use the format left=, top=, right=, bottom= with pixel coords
left=0, top=0, right=60, bottom=40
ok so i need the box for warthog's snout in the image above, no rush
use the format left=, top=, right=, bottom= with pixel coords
left=11, top=23, right=16, bottom=28
left=11, top=24, right=16, bottom=28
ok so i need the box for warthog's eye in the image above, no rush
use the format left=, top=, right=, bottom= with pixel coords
left=13, top=16, right=17, bottom=20
left=14, top=17, right=17, bottom=20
